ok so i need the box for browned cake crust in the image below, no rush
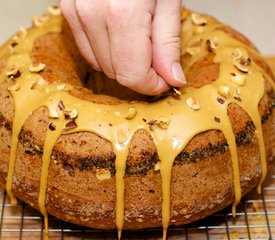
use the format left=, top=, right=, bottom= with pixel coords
left=0, top=10, right=275, bottom=230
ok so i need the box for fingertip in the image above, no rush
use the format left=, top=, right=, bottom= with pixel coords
left=171, top=62, right=187, bottom=86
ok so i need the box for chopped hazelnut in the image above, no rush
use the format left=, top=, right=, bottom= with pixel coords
left=154, top=161, right=161, bottom=172
left=234, top=96, right=242, bottom=102
left=12, top=35, right=19, bottom=42
left=48, top=6, right=61, bottom=16
left=63, top=108, right=78, bottom=119
left=171, top=87, right=182, bottom=97
left=148, top=120, right=157, bottom=131
left=49, top=122, right=56, bottom=131
left=40, top=14, right=50, bottom=23
left=29, top=63, right=46, bottom=73
left=230, top=72, right=246, bottom=86
left=56, top=84, right=66, bottom=91
left=155, top=118, right=171, bottom=130
left=214, top=117, right=221, bottom=123
left=6, top=66, right=21, bottom=78
left=234, top=61, right=249, bottom=73
left=64, top=120, right=78, bottom=130
left=32, top=16, right=44, bottom=27
left=57, top=100, right=65, bottom=111
left=124, top=107, right=137, bottom=120
left=96, top=169, right=111, bottom=180
left=186, top=97, right=200, bottom=110
left=218, top=85, right=231, bottom=99
left=191, top=13, right=207, bottom=26
left=49, top=108, right=60, bottom=119
left=206, top=39, right=217, bottom=52
left=240, top=57, right=251, bottom=66
left=8, top=82, right=20, bottom=92
left=18, top=27, right=28, bottom=38
left=217, top=97, right=225, bottom=105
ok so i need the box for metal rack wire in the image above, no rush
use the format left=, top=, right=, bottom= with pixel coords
left=1, top=165, right=275, bottom=240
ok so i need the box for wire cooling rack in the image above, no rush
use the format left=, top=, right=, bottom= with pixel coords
left=1, top=165, right=275, bottom=240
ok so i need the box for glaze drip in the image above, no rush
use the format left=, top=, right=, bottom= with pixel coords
left=0, top=8, right=274, bottom=240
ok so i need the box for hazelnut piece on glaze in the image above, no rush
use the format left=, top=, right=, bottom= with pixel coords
left=186, top=97, right=200, bottom=110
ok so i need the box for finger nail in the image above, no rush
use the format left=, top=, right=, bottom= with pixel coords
left=172, top=62, right=186, bottom=84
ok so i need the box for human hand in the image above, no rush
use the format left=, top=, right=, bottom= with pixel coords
left=60, top=0, right=186, bottom=95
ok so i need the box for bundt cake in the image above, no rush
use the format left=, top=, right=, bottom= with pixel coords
left=0, top=6, right=274, bottom=239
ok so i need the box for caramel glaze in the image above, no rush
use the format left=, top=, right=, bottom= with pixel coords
left=0, top=8, right=274, bottom=239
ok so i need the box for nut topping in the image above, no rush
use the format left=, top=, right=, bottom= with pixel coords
left=218, top=85, right=231, bottom=99
left=64, top=120, right=78, bottom=130
left=40, top=14, right=50, bottom=23
left=63, top=108, right=78, bottom=119
left=148, top=120, right=157, bottom=131
left=96, top=169, right=111, bottom=181
left=18, top=27, right=28, bottom=38
left=49, top=122, right=56, bottom=131
left=217, top=97, right=225, bottom=105
left=206, top=39, right=217, bottom=52
left=49, top=108, right=59, bottom=119
left=6, top=66, right=21, bottom=78
left=191, top=13, right=207, bottom=26
left=186, top=97, right=200, bottom=110
left=124, top=107, right=137, bottom=120
left=234, top=96, right=242, bottom=102
left=29, top=63, right=46, bottom=73
left=8, top=82, right=20, bottom=92
left=234, top=61, right=249, bottom=73
left=240, top=57, right=252, bottom=68
left=154, top=161, right=161, bottom=171
left=32, top=16, right=44, bottom=27
left=57, top=100, right=65, bottom=111
left=48, top=6, right=61, bottom=15
left=171, top=87, right=182, bottom=97
left=56, top=84, right=66, bottom=91
left=155, top=118, right=171, bottom=130
left=230, top=72, right=246, bottom=86
left=214, top=117, right=221, bottom=123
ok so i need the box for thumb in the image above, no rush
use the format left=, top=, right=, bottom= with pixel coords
left=152, top=0, right=186, bottom=87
